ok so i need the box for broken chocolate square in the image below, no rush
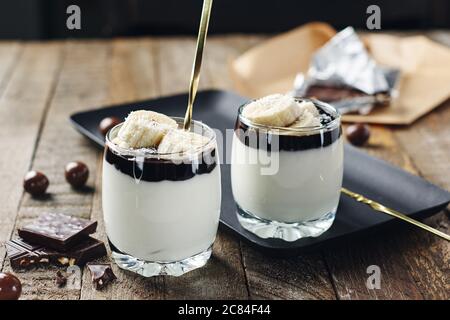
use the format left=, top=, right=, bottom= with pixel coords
left=5, top=237, right=106, bottom=270
left=87, top=264, right=116, bottom=290
left=5, top=238, right=53, bottom=269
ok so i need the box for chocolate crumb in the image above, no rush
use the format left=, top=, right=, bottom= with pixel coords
left=55, top=271, right=67, bottom=288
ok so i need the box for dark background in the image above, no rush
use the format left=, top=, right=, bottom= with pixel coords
left=0, top=0, right=449, bottom=40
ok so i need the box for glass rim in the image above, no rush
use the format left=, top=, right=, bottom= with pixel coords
left=105, top=116, right=217, bottom=159
left=237, top=98, right=341, bottom=134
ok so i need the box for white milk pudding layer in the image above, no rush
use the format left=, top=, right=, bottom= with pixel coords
left=103, top=160, right=221, bottom=262
left=231, top=135, right=343, bottom=223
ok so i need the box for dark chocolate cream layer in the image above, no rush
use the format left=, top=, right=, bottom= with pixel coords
left=104, top=146, right=217, bottom=182
left=234, top=107, right=341, bottom=152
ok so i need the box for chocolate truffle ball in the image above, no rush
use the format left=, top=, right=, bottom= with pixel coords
left=346, top=123, right=371, bottom=146
left=65, top=161, right=89, bottom=188
left=23, top=171, right=49, bottom=196
left=99, top=117, right=121, bottom=136
left=0, top=273, right=22, bottom=300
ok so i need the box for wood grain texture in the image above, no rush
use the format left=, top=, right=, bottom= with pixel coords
left=322, top=230, right=426, bottom=300
left=0, top=42, right=22, bottom=96
left=203, top=35, right=264, bottom=90
left=0, top=43, right=63, bottom=271
left=80, top=38, right=167, bottom=300
left=1, top=41, right=111, bottom=300
left=395, top=101, right=450, bottom=191
left=108, top=38, right=160, bottom=103
left=243, top=245, right=336, bottom=300
left=155, top=37, right=208, bottom=96
left=323, top=124, right=449, bottom=300
left=393, top=100, right=450, bottom=299
left=0, top=33, right=447, bottom=300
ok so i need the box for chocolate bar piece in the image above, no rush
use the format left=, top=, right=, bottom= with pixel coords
left=305, top=85, right=367, bottom=102
left=5, top=238, right=53, bottom=269
left=87, top=264, right=116, bottom=290
left=5, top=237, right=106, bottom=270
left=18, top=213, right=97, bottom=251
left=55, top=237, right=107, bottom=267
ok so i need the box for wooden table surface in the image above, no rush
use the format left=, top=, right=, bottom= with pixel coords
left=0, top=32, right=448, bottom=300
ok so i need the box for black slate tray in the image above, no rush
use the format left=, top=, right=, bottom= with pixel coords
left=70, top=89, right=450, bottom=255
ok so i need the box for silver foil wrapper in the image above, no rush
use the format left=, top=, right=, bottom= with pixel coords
left=293, top=27, right=399, bottom=114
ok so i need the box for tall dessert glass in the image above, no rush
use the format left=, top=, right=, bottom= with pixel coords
left=231, top=99, right=343, bottom=241
left=103, top=118, right=221, bottom=276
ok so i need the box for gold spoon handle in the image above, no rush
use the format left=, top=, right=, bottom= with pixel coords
left=183, top=0, right=213, bottom=131
left=341, top=187, right=450, bottom=241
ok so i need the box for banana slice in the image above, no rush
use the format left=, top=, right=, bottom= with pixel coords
left=242, top=94, right=302, bottom=127
left=290, top=113, right=321, bottom=128
left=290, top=102, right=321, bottom=128
left=114, top=110, right=177, bottom=149
left=157, top=130, right=210, bottom=154
left=299, top=101, right=319, bottom=117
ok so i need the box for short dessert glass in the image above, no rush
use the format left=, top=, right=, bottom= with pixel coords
left=231, top=99, right=343, bottom=241
left=102, top=118, right=221, bottom=277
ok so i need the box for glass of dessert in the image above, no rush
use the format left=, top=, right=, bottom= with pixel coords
left=231, top=94, right=343, bottom=241
left=102, top=110, right=221, bottom=277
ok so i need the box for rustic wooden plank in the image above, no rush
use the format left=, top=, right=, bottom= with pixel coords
left=243, top=245, right=337, bottom=299
left=317, top=32, right=450, bottom=300
left=322, top=234, right=426, bottom=300
left=376, top=35, right=449, bottom=301
left=323, top=125, right=448, bottom=299
left=108, top=38, right=160, bottom=103
left=0, top=42, right=22, bottom=96
left=80, top=38, right=166, bottom=300
left=364, top=33, right=449, bottom=299
left=0, top=43, right=63, bottom=271
left=395, top=103, right=450, bottom=191
left=155, top=37, right=214, bottom=96
left=392, top=100, right=450, bottom=300
left=203, top=35, right=264, bottom=90
left=1, top=34, right=447, bottom=300
left=427, top=31, right=450, bottom=47
left=323, top=127, right=424, bottom=300
left=1, top=41, right=113, bottom=300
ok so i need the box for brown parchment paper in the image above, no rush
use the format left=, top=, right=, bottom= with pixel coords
left=229, top=22, right=450, bottom=125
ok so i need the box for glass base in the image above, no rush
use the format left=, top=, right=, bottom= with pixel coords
left=236, top=205, right=336, bottom=242
left=110, top=243, right=213, bottom=277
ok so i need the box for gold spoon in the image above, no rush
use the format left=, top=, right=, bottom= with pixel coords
left=183, top=0, right=213, bottom=131
left=341, top=187, right=450, bottom=241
